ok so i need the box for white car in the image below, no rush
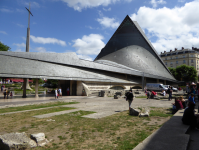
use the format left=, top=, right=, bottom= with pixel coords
left=164, top=85, right=178, bottom=92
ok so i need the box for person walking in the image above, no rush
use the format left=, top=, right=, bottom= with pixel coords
left=67, top=87, right=70, bottom=96
left=167, top=86, right=172, bottom=101
left=3, top=89, right=6, bottom=99
left=1, top=85, right=3, bottom=92
left=10, top=91, right=13, bottom=99
left=59, top=88, right=62, bottom=98
left=6, top=90, right=9, bottom=99
left=126, top=90, right=134, bottom=113
left=55, top=88, right=58, bottom=100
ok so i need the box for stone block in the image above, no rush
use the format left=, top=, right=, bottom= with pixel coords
left=139, top=112, right=149, bottom=117
left=30, top=133, right=49, bottom=147
left=130, top=108, right=140, bottom=116
left=134, top=91, right=140, bottom=94
left=0, top=132, right=33, bottom=150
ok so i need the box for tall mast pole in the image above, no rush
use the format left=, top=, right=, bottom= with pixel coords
left=23, top=3, right=33, bottom=98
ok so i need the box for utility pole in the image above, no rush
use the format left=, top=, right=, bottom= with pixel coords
left=23, top=3, right=33, bottom=98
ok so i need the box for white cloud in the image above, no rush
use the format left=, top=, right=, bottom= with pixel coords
left=16, top=23, right=24, bottom=28
left=178, top=0, right=185, bottom=2
left=73, top=34, right=105, bottom=55
left=13, top=43, right=26, bottom=47
left=34, top=47, right=56, bottom=53
left=35, top=47, right=47, bottom=52
left=30, top=35, right=67, bottom=46
left=60, top=0, right=132, bottom=11
left=77, top=54, right=93, bottom=61
left=0, top=8, right=13, bottom=13
left=0, top=31, right=7, bottom=35
left=130, top=0, right=199, bottom=53
left=22, top=37, right=26, bottom=40
left=97, top=17, right=120, bottom=29
left=103, top=7, right=111, bottom=11
left=15, top=49, right=23, bottom=52
left=24, top=1, right=40, bottom=8
left=16, top=9, right=24, bottom=12
left=150, top=0, right=166, bottom=8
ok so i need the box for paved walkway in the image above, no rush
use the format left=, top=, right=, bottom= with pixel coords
left=0, top=95, right=173, bottom=118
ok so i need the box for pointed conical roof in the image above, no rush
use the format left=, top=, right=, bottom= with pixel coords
left=94, top=15, right=175, bottom=80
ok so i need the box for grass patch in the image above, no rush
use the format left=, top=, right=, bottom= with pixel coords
left=0, top=103, right=172, bottom=150
left=0, top=101, right=79, bottom=113
left=136, top=96, right=147, bottom=98
left=150, top=108, right=173, bottom=117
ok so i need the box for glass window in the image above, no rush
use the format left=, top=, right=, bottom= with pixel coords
left=176, top=56, right=178, bottom=59
left=165, top=58, right=167, bottom=60
left=183, top=60, right=186, bottom=63
left=176, top=61, right=178, bottom=64
left=191, top=59, right=194, bottom=63
left=165, top=62, right=167, bottom=65
left=170, top=57, right=172, bottom=59
left=183, top=55, right=185, bottom=58
left=170, top=62, right=173, bottom=64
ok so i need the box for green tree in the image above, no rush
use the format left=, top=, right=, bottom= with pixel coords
left=168, top=67, right=177, bottom=79
left=33, top=78, right=45, bottom=84
left=175, top=65, right=197, bottom=82
left=47, top=79, right=58, bottom=87
left=0, top=42, right=11, bottom=51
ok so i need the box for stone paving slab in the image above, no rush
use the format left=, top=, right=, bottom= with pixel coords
left=81, top=111, right=119, bottom=119
left=33, top=109, right=80, bottom=118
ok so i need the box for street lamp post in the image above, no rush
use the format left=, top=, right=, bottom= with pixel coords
left=22, top=3, right=33, bottom=98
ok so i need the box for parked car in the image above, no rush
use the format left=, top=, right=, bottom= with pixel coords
left=146, top=83, right=168, bottom=91
left=164, top=85, right=178, bottom=92
left=41, top=83, right=52, bottom=88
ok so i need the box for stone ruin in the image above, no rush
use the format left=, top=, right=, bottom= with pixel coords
left=0, top=132, right=49, bottom=150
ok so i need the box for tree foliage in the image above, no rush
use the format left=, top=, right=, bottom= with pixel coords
left=168, top=65, right=197, bottom=82
left=33, top=78, right=45, bottom=84
left=46, top=79, right=58, bottom=86
left=0, top=42, right=11, bottom=51
left=168, top=67, right=176, bottom=78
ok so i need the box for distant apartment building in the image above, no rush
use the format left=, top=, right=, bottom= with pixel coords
left=160, top=47, right=199, bottom=74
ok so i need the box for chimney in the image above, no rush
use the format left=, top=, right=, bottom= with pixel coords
left=192, top=47, right=194, bottom=50
left=182, top=47, right=184, bottom=50
left=164, top=51, right=166, bottom=53
left=170, top=50, right=172, bottom=52
left=161, top=52, right=162, bottom=54
left=175, top=48, right=177, bottom=51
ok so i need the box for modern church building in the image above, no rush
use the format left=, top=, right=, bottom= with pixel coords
left=0, top=15, right=177, bottom=96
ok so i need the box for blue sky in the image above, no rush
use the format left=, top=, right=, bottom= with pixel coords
left=0, top=0, right=199, bottom=60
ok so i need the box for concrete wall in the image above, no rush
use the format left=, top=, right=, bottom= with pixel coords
left=77, top=81, right=83, bottom=96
